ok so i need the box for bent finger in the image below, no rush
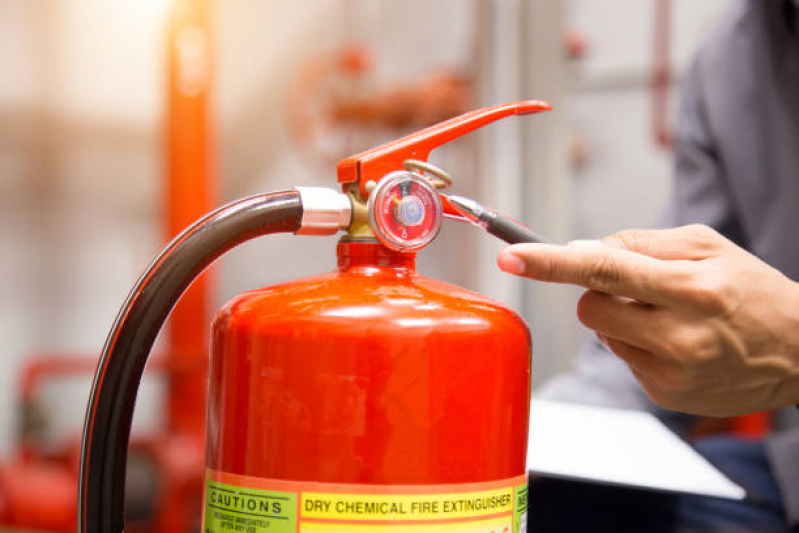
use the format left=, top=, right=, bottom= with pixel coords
left=578, top=291, right=679, bottom=354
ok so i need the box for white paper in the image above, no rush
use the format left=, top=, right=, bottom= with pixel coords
left=526, top=400, right=746, bottom=500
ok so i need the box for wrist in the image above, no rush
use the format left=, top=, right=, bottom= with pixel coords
left=764, top=278, right=799, bottom=409
left=785, top=281, right=799, bottom=406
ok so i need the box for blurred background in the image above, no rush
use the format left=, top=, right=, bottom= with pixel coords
left=0, top=0, right=729, bottom=530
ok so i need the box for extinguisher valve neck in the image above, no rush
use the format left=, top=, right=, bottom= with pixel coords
left=295, top=187, right=352, bottom=235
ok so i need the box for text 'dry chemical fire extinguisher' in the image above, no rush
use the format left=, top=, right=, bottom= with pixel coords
left=79, top=101, right=550, bottom=533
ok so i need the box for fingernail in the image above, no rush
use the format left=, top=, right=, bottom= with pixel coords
left=568, top=239, right=604, bottom=248
left=497, top=253, right=526, bottom=275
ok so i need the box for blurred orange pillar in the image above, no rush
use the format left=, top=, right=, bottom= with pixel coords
left=165, top=0, right=214, bottom=437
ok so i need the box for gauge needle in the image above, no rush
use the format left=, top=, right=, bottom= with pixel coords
left=399, top=180, right=412, bottom=198
left=446, top=195, right=547, bottom=244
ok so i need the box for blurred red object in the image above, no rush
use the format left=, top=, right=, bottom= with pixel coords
left=0, top=463, right=77, bottom=532
left=0, top=0, right=213, bottom=530
left=564, top=29, right=589, bottom=59
left=288, top=44, right=473, bottom=165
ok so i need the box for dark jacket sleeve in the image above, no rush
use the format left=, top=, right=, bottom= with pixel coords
left=663, top=50, right=747, bottom=247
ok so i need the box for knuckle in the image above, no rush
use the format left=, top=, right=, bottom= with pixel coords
left=684, top=223, right=717, bottom=238
left=688, top=328, right=721, bottom=362
left=687, top=273, right=733, bottom=313
left=659, top=326, right=702, bottom=359
left=663, top=264, right=697, bottom=299
left=585, top=255, right=622, bottom=291
left=656, top=323, right=722, bottom=360
left=684, top=224, right=726, bottom=251
left=655, top=331, right=716, bottom=385
left=612, top=228, right=651, bottom=254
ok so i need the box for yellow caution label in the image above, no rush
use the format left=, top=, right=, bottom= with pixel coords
left=302, top=488, right=514, bottom=521
left=203, top=469, right=528, bottom=533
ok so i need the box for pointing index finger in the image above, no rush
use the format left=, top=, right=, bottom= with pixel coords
left=497, top=241, right=686, bottom=305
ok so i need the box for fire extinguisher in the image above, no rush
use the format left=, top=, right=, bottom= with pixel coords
left=79, top=101, right=550, bottom=532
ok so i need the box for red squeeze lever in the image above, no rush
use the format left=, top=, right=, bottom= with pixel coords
left=337, top=100, right=552, bottom=198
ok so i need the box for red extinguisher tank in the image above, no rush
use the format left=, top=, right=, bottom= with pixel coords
left=208, top=241, right=530, bottom=482
left=205, top=241, right=530, bottom=530
left=78, top=102, right=551, bottom=533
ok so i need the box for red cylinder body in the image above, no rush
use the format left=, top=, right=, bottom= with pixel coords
left=206, top=241, right=530, bottom=484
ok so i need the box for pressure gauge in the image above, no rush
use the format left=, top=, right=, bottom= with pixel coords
left=367, top=171, right=443, bottom=252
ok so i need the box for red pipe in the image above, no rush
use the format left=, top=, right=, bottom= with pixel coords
left=652, top=0, right=673, bottom=149
left=20, top=355, right=100, bottom=404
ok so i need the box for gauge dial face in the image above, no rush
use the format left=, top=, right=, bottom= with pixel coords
left=367, top=171, right=443, bottom=251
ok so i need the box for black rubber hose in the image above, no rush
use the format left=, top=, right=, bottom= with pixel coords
left=78, top=190, right=303, bottom=533
left=482, top=210, right=547, bottom=244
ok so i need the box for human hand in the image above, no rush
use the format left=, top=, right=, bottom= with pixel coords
left=497, top=224, right=799, bottom=416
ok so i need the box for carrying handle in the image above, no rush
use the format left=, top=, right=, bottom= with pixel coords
left=337, top=100, right=551, bottom=197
